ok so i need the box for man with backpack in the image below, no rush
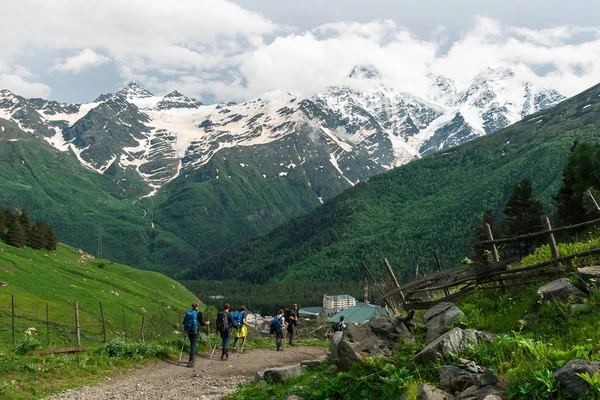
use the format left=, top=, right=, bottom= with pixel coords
left=286, top=303, right=299, bottom=346
left=183, top=302, right=210, bottom=367
left=231, top=306, right=248, bottom=353
left=216, top=303, right=235, bottom=361
left=270, top=309, right=286, bottom=351
left=332, top=316, right=347, bottom=333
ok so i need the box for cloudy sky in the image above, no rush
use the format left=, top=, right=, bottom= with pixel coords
left=2, top=0, right=600, bottom=103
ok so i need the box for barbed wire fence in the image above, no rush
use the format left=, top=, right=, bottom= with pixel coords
left=0, top=295, right=188, bottom=352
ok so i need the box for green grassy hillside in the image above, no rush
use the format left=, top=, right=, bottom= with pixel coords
left=0, top=241, right=198, bottom=350
left=182, top=83, right=600, bottom=284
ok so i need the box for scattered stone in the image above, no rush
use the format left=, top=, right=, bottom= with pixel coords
left=416, top=328, right=493, bottom=364
left=425, top=303, right=465, bottom=344
left=263, top=365, right=303, bottom=383
left=284, top=396, right=301, bottom=400
left=336, top=338, right=364, bottom=371
left=554, top=359, right=600, bottom=398
left=417, top=383, right=456, bottom=399
left=577, top=266, right=600, bottom=287
left=537, top=278, right=586, bottom=302
left=255, top=370, right=265, bottom=381
left=140, top=307, right=147, bottom=313
left=458, top=385, right=505, bottom=399
left=440, top=365, right=498, bottom=392
left=570, top=304, right=589, bottom=315
left=328, top=331, right=344, bottom=362
left=300, top=359, right=322, bottom=370
left=0, top=281, right=7, bottom=287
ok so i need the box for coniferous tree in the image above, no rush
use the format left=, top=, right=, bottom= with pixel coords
left=45, top=227, right=57, bottom=251
left=29, top=220, right=49, bottom=250
left=0, top=208, right=7, bottom=239
left=502, top=179, right=544, bottom=257
left=19, top=210, right=31, bottom=245
left=8, top=217, right=27, bottom=248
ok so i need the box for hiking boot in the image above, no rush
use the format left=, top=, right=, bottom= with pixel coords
left=187, top=360, right=194, bottom=368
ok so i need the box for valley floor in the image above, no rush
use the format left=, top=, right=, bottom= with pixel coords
left=46, top=346, right=326, bottom=400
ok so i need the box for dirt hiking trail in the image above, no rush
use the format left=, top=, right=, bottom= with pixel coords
left=48, top=346, right=326, bottom=400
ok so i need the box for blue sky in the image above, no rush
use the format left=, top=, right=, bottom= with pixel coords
left=2, top=0, right=599, bottom=104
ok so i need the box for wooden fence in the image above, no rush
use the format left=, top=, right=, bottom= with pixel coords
left=368, top=215, right=600, bottom=311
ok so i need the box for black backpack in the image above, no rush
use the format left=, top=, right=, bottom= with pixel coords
left=216, top=311, right=230, bottom=334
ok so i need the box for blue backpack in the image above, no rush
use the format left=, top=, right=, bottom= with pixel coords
left=184, top=310, right=199, bottom=332
left=269, top=316, right=283, bottom=334
left=232, top=311, right=244, bottom=329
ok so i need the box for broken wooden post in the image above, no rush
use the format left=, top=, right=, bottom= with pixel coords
left=122, top=307, right=127, bottom=339
left=74, top=301, right=81, bottom=347
left=100, top=302, right=106, bottom=343
left=384, top=258, right=406, bottom=304
left=543, top=215, right=560, bottom=260
left=46, top=302, right=50, bottom=346
left=485, top=223, right=501, bottom=262
left=415, top=264, right=419, bottom=281
left=433, top=251, right=450, bottom=297
left=11, top=294, right=15, bottom=347
left=362, top=262, right=385, bottom=295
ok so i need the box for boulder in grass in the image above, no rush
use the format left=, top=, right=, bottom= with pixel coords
left=416, top=328, right=493, bottom=365
left=554, top=359, right=600, bottom=398
left=458, top=385, right=505, bottom=399
left=537, top=278, right=586, bottom=302
left=577, top=266, right=600, bottom=286
left=417, top=384, right=456, bottom=400
left=263, top=365, right=303, bottom=383
left=424, top=302, right=465, bottom=344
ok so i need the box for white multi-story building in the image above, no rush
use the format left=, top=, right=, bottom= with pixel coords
left=323, top=294, right=356, bottom=312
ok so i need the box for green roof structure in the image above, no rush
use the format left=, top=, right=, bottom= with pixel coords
left=327, top=302, right=391, bottom=324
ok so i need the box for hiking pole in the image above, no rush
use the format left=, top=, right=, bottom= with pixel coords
left=178, top=331, right=186, bottom=364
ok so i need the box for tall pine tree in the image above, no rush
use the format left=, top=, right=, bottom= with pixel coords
left=502, top=179, right=544, bottom=257
left=19, top=210, right=31, bottom=245
left=29, top=220, right=49, bottom=250
left=45, top=227, right=57, bottom=251
left=8, top=217, right=27, bottom=248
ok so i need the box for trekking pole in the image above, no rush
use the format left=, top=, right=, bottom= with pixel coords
left=178, top=331, right=186, bottom=364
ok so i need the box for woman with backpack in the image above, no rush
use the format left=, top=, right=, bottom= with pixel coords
left=216, top=303, right=235, bottom=361
left=231, top=306, right=248, bottom=353
left=270, top=309, right=286, bottom=351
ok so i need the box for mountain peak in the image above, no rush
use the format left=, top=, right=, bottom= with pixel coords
left=472, top=67, right=515, bottom=85
left=118, top=82, right=154, bottom=99
left=154, top=90, right=202, bottom=110
left=348, top=65, right=381, bottom=80
left=164, top=90, right=185, bottom=98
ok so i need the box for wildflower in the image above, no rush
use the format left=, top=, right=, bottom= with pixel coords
left=25, top=327, right=37, bottom=335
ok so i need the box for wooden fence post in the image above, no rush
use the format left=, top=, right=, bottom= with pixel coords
left=415, top=265, right=419, bottom=281
left=122, top=307, right=127, bottom=339
left=543, top=215, right=560, bottom=260
left=160, top=312, right=166, bottom=338
left=433, top=251, right=450, bottom=296
left=485, top=223, right=501, bottom=262
left=11, top=294, right=15, bottom=347
left=100, top=302, right=106, bottom=343
left=75, top=301, right=81, bottom=347
left=384, top=258, right=406, bottom=303
left=141, top=316, right=145, bottom=342
left=46, top=302, right=50, bottom=346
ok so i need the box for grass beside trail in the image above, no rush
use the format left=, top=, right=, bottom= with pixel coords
left=230, top=233, right=600, bottom=400
left=0, top=241, right=199, bottom=350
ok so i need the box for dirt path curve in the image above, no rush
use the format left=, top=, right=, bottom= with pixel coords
left=48, top=346, right=327, bottom=400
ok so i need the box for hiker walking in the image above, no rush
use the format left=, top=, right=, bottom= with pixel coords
left=270, top=309, right=286, bottom=351
left=232, top=306, right=248, bottom=353
left=332, top=316, right=347, bottom=332
left=183, top=302, right=210, bottom=367
left=216, top=302, right=235, bottom=361
left=286, top=303, right=299, bottom=346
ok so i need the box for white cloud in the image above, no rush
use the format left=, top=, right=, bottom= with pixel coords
left=1, top=1, right=600, bottom=102
left=54, top=49, right=109, bottom=73
left=0, top=74, right=51, bottom=98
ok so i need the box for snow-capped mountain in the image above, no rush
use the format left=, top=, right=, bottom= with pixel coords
left=0, top=67, right=565, bottom=197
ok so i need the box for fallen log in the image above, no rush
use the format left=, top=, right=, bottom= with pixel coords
left=27, top=347, right=86, bottom=356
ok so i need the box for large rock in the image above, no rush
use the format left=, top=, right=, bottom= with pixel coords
left=440, top=366, right=498, bottom=392
left=425, top=303, right=465, bottom=344
left=417, top=384, right=456, bottom=400
left=336, top=339, right=364, bottom=371
left=458, top=385, right=505, bottom=399
left=263, top=365, right=303, bottom=383
left=577, top=266, right=600, bottom=287
left=328, top=331, right=344, bottom=362
left=416, top=328, right=493, bottom=364
left=554, top=359, right=600, bottom=398
left=537, top=278, right=586, bottom=302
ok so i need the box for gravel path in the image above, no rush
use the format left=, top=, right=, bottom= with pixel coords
left=48, top=346, right=327, bottom=400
